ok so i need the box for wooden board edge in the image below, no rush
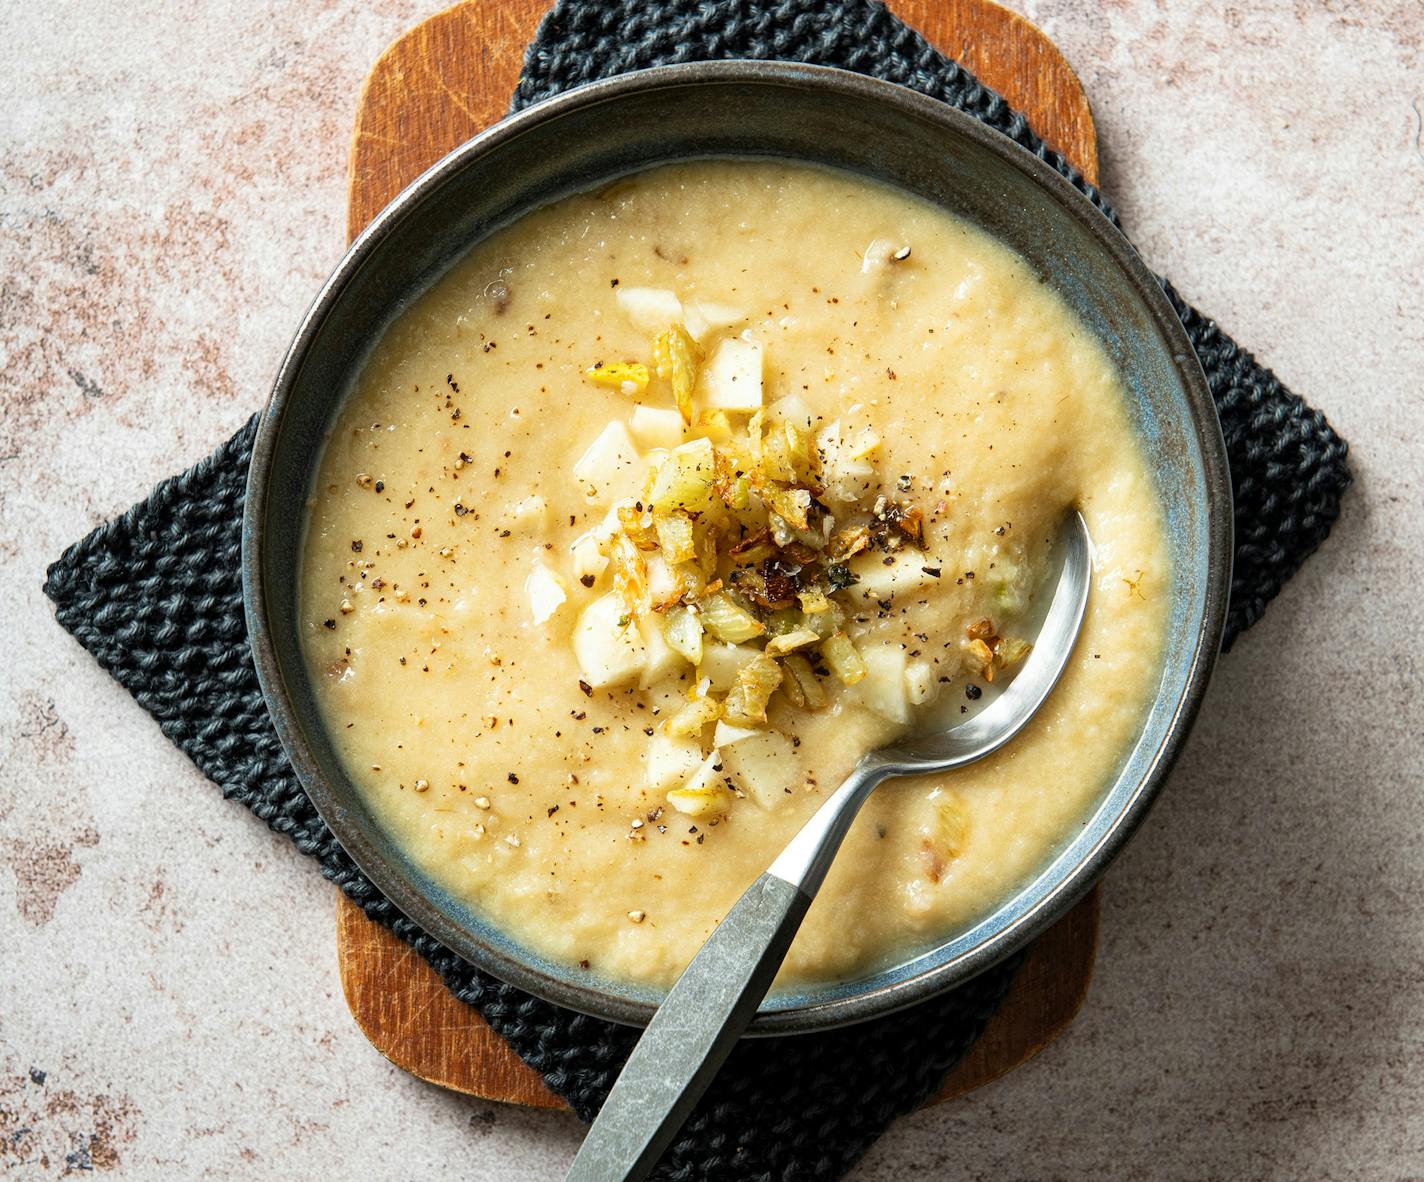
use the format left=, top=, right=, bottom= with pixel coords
left=935, top=886, right=1098, bottom=1101
left=334, top=894, right=567, bottom=1108
left=345, top=0, right=1098, bottom=242
left=335, top=885, right=1099, bottom=1110
left=890, top=0, right=1099, bottom=183
left=346, top=0, right=547, bottom=242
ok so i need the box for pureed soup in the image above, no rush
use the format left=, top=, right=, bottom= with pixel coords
left=300, top=160, right=1169, bottom=989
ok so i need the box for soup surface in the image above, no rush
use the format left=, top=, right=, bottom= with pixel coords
left=300, top=160, right=1168, bottom=988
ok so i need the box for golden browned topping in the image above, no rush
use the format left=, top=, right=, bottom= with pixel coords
left=650, top=324, right=701, bottom=425
left=561, top=310, right=1039, bottom=821
left=586, top=396, right=939, bottom=724
left=585, top=361, right=651, bottom=395
left=962, top=617, right=1032, bottom=682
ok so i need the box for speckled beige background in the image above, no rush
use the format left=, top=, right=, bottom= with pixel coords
left=2, top=1, right=1420, bottom=1177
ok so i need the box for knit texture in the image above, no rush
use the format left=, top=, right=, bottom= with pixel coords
left=44, top=3, right=1350, bottom=1179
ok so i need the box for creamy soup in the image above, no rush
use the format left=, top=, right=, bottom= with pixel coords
left=300, top=160, right=1168, bottom=988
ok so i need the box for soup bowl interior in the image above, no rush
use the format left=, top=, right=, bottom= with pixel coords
left=244, top=62, right=1230, bottom=1034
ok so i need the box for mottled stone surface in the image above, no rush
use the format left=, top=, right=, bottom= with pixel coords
left=1, top=1, right=1420, bottom=1177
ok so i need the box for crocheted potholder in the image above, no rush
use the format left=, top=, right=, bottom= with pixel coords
left=44, top=3, right=1349, bottom=1179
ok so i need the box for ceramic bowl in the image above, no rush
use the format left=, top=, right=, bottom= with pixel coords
left=243, top=61, right=1231, bottom=1034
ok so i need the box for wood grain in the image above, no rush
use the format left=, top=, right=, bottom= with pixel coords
left=338, top=0, right=1101, bottom=1111
left=337, top=887, right=1098, bottom=1108
left=346, top=0, right=1098, bottom=239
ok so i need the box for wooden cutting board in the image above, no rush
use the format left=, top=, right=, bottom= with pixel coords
left=337, top=0, right=1101, bottom=1111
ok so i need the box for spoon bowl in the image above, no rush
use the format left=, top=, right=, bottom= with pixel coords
left=565, top=512, right=1095, bottom=1182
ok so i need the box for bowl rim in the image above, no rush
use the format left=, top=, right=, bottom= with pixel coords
left=243, top=59, right=1232, bottom=1035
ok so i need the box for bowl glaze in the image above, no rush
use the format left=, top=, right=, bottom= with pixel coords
left=243, top=61, right=1231, bottom=1034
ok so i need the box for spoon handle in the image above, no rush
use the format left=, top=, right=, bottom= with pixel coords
left=561, top=872, right=811, bottom=1182
left=563, top=760, right=888, bottom=1182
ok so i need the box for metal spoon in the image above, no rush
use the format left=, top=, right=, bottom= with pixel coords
left=564, top=512, right=1093, bottom=1182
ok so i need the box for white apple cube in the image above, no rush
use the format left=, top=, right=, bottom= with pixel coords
left=510, top=494, right=549, bottom=530
left=572, top=421, right=641, bottom=505
left=644, top=554, right=683, bottom=610
left=769, top=394, right=817, bottom=431
left=644, top=731, right=705, bottom=792
left=682, top=298, right=747, bottom=343
left=615, top=286, right=682, bottom=333
left=853, top=643, right=910, bottom=724
left=628, top=404, right=687, bottom=450
left=666, top=751, right=734, bottom=817
left=848, top=551, right=944, bottom=603
left=697, top=641, right=762, bottom=693
left=816, top=419, right=879, bottom=504
left=569, top=532, right=609, bottom=585
left=905, top=660, right=938, bottom=706
left=524, top=561, right=567, bottom=626
left=721, top=729, right=795, bottom=810
left=699, top=337, right=763, bottom=411
left=638, top=613, right=685, bottom=690
left=573, top=592, right=646, bottom=688
left=712, top=719, right=763, bottom=748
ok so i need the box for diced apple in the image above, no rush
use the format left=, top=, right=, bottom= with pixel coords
left=905, top=660, right=938, bottom=706
left=638, top=613, right=685, bottom=690
left=699, top=337, right=763, bottom=411
left=664, top=604, right=704, bottom=665
left=628, top=404, right=687, bottom=450
left=595, top=498, right=635, bottom=543
left=570, top=532, right=609, bottom=584
left=848, top=551, right=944, bottom=602
left=660, top=690, right=720, bottom=738
left=572, top=421, right=641, bottom=505
left=666, top=751, right=733, bottom=817
left=682, top=298, right=747, bottom=343
left=642, top=679, right=691, bottom=722
left=816, top=419, right=878, bottom=505
left=510, top=494, right=549, bottom=530
left=615, top=286, right=682, bottom=333
left=712, top=719, right=762, bottom=748
left=573, top=592, right=645, bottom=688
left=644, top=554, right=682, bottom=611
left=697, top=641, right=761, bottom=693
left=645, top=732, right=706, bottom=792
left=847, top=428, right=881, bottom=462
left=852, top=643, right=910, bottom=724
left=768, top=394, right=816, bottom=431
left=524, top=561, right=567, bottom=625
left=721, top=729, right=795, bottom=810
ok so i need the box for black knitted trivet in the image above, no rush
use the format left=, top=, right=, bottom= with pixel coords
left=43, top=3, right=1350, bottom=1179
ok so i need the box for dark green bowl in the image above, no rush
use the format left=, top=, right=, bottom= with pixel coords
left=243, top=61, right=1231, bottom=1034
